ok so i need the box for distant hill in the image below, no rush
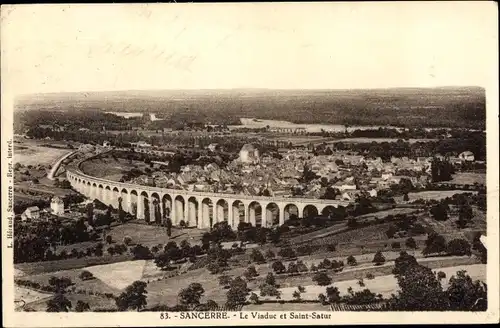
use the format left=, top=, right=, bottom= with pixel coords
left=15, top=87, right=486, bottom=129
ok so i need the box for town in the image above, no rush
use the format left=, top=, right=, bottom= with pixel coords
left=12, top=90, right=488, bottom=313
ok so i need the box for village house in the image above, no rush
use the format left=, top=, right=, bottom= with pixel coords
left=239, top=144, right=260, bottom=164
left=458, top=151, right=475, bottom=162
left=21, top=206, right=41, bottom=221
left=50, top=196, right=65, bottom=216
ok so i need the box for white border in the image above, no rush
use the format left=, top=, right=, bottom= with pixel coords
left=2, top=2, right=499, bottom=326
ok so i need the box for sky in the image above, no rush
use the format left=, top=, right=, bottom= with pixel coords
left=1, top=2, right=498, bottom=96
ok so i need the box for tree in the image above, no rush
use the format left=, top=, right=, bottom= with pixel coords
left=446, top=270, right=487, bottom=311
left=131, top=244, right=153, bottom=260
left=48, top=276, right=73, bottom=293
left=430, top=203, right=448, bottom=221
left=46, top=293, right=72, bottom=312
left=75, top=300, right=91, bottom=312
left=347, top=255, right=357, bottom=266
left=118, top=197, right=126, bottom=223
left=287, top=262, right=299, bottom=276
left=447, top=239, right=472, bottom=256
left=259, top=283, right=281, bottom=298
left=250, top=249, right=266, bottom=264
left=318, top=293, right=327, bottom=305
left=265, top=273, right=276, bottom=286
left=387, top=264, right=448, bottom=311
left=207, top=262, right=223, bottom=275
left=278, top=247, right=296, bottom=260
left=115, top=281, right=148, bottom=311
left=79, top=270, right=94, bottom=281
left=226, top=277, right=249, bottom=307
left=405, top=237, right=417, bottom=249
left=437, top=271, right=446, bottom=280
left=106, top=235, right=113, bottom=244
left=312, top=272, right=332, bottom=286
left=244, top=265, right=259, bottom=280
left=249, top=292, right=260, bottom=305
left=372, top=251, right=386, bottom=266
left=123, top=236, right=132, bottom=246
left=292, top=290, right=301, bottom=301
left=423, top=233, right=447, bottom=256
left=392, top=251, right=418, bottom=276
left=265, top=249, right=276, bottom=260
left=272, top=260, right=286, bottom=274
left=325, top=286, right=341, bottom=303
left=456, top=203, right=473, bottom=229
left=178, top=283, right=205, bottom=308
left=403, top=193, right=410, bottom=202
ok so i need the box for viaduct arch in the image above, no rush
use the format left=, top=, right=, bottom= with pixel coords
left=67, top=164, right=352, bottom=230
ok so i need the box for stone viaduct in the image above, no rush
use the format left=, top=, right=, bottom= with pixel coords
left=66, top=158, right=352, bottom=230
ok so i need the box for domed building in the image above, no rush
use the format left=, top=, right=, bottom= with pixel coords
left=239, top=144, right=260, bottom=164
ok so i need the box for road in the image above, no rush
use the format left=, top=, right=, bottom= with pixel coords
left=47, top=150, right=78, bottom=180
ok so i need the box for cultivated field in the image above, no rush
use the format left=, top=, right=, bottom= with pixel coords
left=80, top=156, right=153, bottom=181
left=446, top=172, right=486, bottom=186
left=14, top=139, right=74, bottom=166
left=329, top=138, right=439, bottom=144
left=257, top=264, right=486, bottom=302
left=395, top=190, right=478, bottom=203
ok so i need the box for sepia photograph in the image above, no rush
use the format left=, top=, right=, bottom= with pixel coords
left=1, top=2, right=498, bottom=326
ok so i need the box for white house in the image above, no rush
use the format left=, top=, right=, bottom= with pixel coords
left=458, top=151, right=475, bottom=162
left=239, top=144, right=260, bottom=164
left=50, top=196, right=65, bottom=216
left=21, top=206, right=40, bottom=221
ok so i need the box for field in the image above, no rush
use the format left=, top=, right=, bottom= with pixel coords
left=14, top=138, right=74, bottom=166
left=446, top=172, right=486, bottom=186
left=14, top=223, right=205, bottom=276
left=331, top=138, right=439, bottom=144
left=257, top=264, right=486, bottom=302
left=243, top=302, right=330, bottom=311
left=395, top=190, right=478, bottom=203
left=80, top=156, right=152, bottom=181
left=15, top=286, right=53, bottom=307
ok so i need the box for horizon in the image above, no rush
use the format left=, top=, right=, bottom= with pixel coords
left=16, top=85, right=487, bottom=100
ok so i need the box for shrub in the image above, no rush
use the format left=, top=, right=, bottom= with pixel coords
left=366, top=273, right=375, bottom=280
left=250, top=249, right=266, bottom=264
left=278, top=247, right=296, bottom=260
left=249, top=292, right=260, bottom=304
left=437, top=271, right=446, bottom=280
left=207, top=262, right=223, bottom=275
left=447, top=238, right=472, bottom=256
left=405, top=237, right=417, bottom=249
left=265, top=273, right=276, bottom=286
left=312, top=272, right=332, bottom=286
left=372, top=251, right=385, bottom=266
left=318, top=293, right=327, bottom=305
left=244, top=265, right=259, bottom=280
left=296, top=260, right=309, bottom=273
left=347, top=255, right=357, bottom=266
left=105, top=235, right=113, bottom=244
left=123, top=236, right=132, bottom=246
left=271, top=260, right=286, bottom=274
